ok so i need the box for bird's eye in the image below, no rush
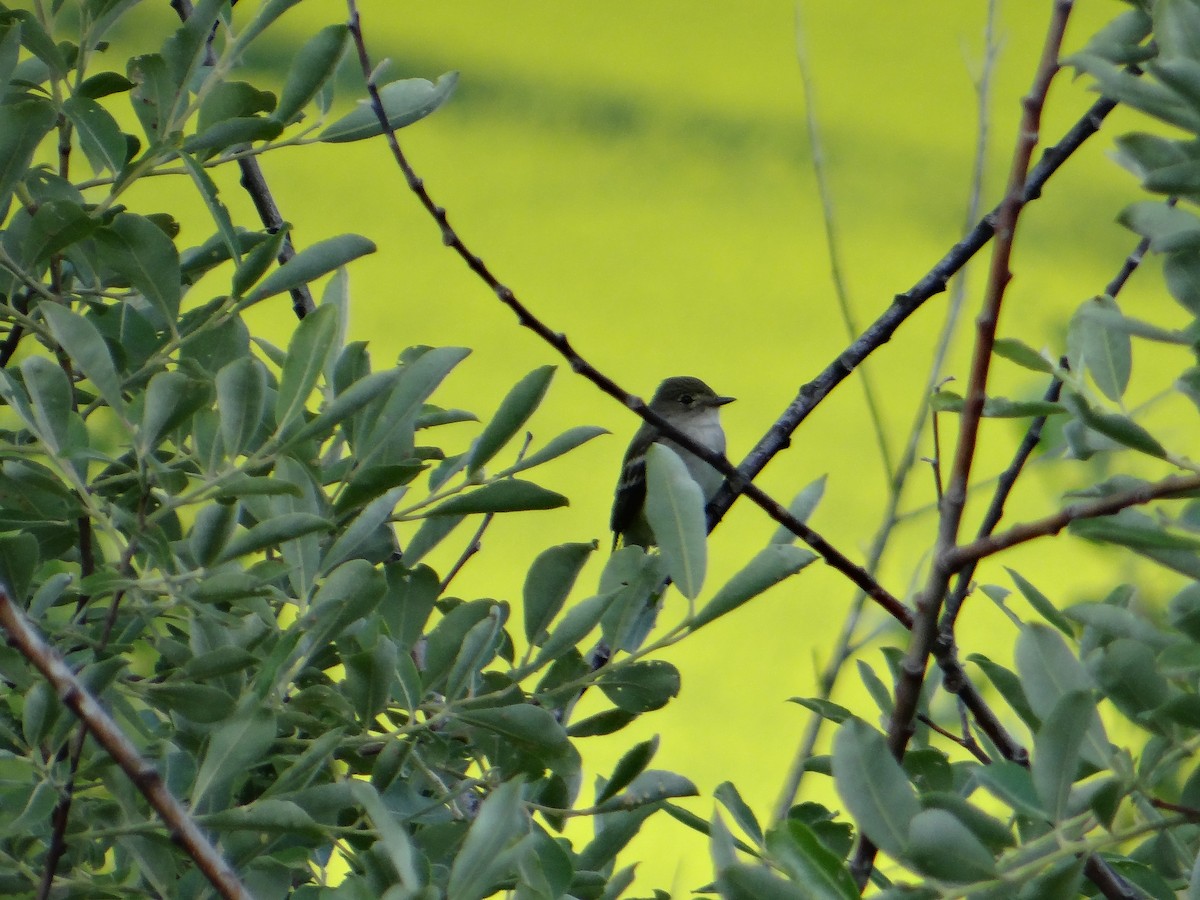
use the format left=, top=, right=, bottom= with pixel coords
left=679, top=394, right=694, bottom=405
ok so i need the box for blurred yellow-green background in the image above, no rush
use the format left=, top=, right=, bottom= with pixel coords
left=107, top=0, right=1194, bottom=891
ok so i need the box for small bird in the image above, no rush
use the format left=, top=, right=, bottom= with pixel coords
left=610, top=376, right=735, bottom=549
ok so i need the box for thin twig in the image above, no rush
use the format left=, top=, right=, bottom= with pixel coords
left=939, top=370, right=1063, bottom=633
left=440, top=513, right=493, bottom=594
left=342, top=0, right=911, bottom=627
left=795, top=7, right=893, bottom=479
left=0, top=589, right=252, bottom=900
left=705, top=90, right=1117, bottom=529
left=853, top=2, right=1076, bottom=889
left=168, top=0, right=315, bottom=319
left=771, top=4, right=1002, bottom=822
left=948, top=471, right=1200, bottom=569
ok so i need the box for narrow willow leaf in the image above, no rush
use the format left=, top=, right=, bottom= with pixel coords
left=467, top=365, right=555, bottom=473
left=1118, top=199, right=1200, bottom=252
left=358, top=346, right=471, bottom=459
left=503, top=425, right=609, bottom=474
left=0, top=99, right=56, bottom=212
left=348, top=781, right=422, bottom=889
left=63, top=96, right=126, bottom=174
left=597, top=736, right=659, bottom=804
left=644, top=443, right=706, bottom=599
left=904, top=808, right=997, bottom=882
left=319, top=73, right=459, bottom=143
left=447, top=778, right=530, bottom=900
left=216, top=512, right=329, bottom=564
left=39, top=302, right=127, bottom=418
left=1165, top=250, right=1200, bottom=315
left=228, top=0, right=305, bottom=55
left=138, top=369, right=195, bottom=453
left=598, top=660, right=680, bottom=713
left=285, top=368, right=401, bottom=449
left=425, top=479, right=567, bottom=516
left=1032, top=690, right=1096, bottom=820
left=1067, top=296, right=1131, bottom=401
left=931, top=390, right=1064, bottom=418
left=715, top=781, right=763, bottom=845
left=190, top=705, right=276, bottom=806
left=530, top=590, right=616, bottom=669
left=693, top=544, right=816, bottom=628
left=766, top=822, right=858, bottom=900
left=454, top=706, right=569, bottom=758
left=215, top=357, right=267, bottom=455
left=21, top=355, right=72, bottom=453
left=241, top=234, right=375, bottom=308
left=523, top=541, right=595, bottom=644
left=595, top=770, right=697, bottom=811
left=94, top=213, right=182, bottom=322
left=320, top=486, right=404, bottom=574
left=274, top=24, right=349, bottom=124
left=1016, top=624, right=1110, bottom=768
left=275, top=303, right=338, bottom=431
left=993, top=337, right=1056, bottom=373
left=831, top=719, right=918, bottom=859
left=1006, top=568, right=1073, bottom=636
left=1063, top=393, right=1166, bottom=458
left=769, top=475, right=827, bottom=543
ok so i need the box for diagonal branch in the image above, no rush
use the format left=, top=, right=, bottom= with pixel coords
left=342, top=0, right=911, bottom=626
left=852, top=0, right=1078, bottom=890
left=0, top=589, right=252, bottom=900
left=705, top=89, right=1117, bottom=527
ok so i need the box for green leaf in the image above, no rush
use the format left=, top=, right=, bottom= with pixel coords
left=184, top=116, right=283, bottom=156
left=1062, top=393, right=1166, bottom=458
left=1094, top=637, right=1171, bottom=719
left=717, top=862, right=807, bottom=900
left=693, top=544, right=816, bottom=628
left=426, top=479, right=568, bottom=516
left=1119, top=199, right=1200, bottom=252
left=967, top=653, right=1040, bottom=730
left=1165, top=250, right=1200, bottom=315
left=321, top=486, right=404, bottom=574
left=138, top=369, right=205, bottom=454
left=188, top=503, right=239, bottom=568
left=1032, top=690, right=1096, bottom=820
left=200, top=799, right=320, bottom=837
left=447, top=778, right=531, bottom=900
left=319, top=73, right=459, bottom=143
left=286, top=368, right=402, bottom=449
left=1169, top=583, right=1200, bottom=641
left=769, top=475, right=827, bottom=543
left=595, top=770, right=697, bottom=811
left=295, top=560, right=387, bottom=660
left=598, top=660, right=680, bottom=713
left=21, top=355, right=72, bottom=453
left=357, top=346, right=471, bottom=460
left=993, top=337, right=1055, bottom=373
left=63, top=96, right=127, bottom=174
left=275, top=303, right=339, bottom=431
left=468, top=365, right=555, bottom=473
left=347, top=781, right=422, bottom=889
left=216, top=512, right=330, bottom=564
left=95, top=213, right=183, bottom=323
left=241, top=234, right=375, bottom=308
left=1067, top=296, right=1131, bottom=402
left=597, top=736, right=659, bottom=804
left=766, top=822, right=858, bottom=900
left=190, top=705, right=276, bottom=806
left=715, top=781, right=763, bottom=846
left=831, top=719, right=918, bottom=859
left=975, top=761, right=1047, bottom=819
left=215, top=357, right=267, bottom=455
left=1006, top=568, right=1073, bottom=636
left=24, top=199, right=98, bottom=265
left=39, top=301, right=127, bottom=418
left=523, top=541, right=595, bottom=644
left=904, top=808, right=997, bottom=882
left=644, top=443, right=707, bottom=599
left=455, top=705, right=569, bottom=758
left=144, top=682, right=234, bottom=724
left=788, top=696, right=852, bottom=724
left=918, top=793, right=1014, bottom=853
left=530, top=590, right=616, bottom=669
left=274, top=24, right=349, bottom=125
left=0, top=99, right=56, bottom=213
left=503, top=425, right=609, bottom=474
left=930, top=390, right=1064, bottom=418
left=1016, top=624, right=1109, bottom=768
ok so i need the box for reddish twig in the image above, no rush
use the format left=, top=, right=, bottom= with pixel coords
left=853, top=1, right=1076, bottom=889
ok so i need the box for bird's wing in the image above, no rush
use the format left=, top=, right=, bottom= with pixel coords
left=609, top=448, right=647, bottom=549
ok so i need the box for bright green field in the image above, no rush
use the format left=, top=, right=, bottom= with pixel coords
left=107, top=0, right=1194, bottom=891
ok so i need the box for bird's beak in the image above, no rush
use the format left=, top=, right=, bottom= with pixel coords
left=712, top=395, right=735, bottom=407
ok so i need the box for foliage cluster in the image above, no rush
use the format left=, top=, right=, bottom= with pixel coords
left=6, top=1, right=1200, bottom=900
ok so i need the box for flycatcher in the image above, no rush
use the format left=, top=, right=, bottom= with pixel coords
left=610, top=376, right=734, bottom=549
